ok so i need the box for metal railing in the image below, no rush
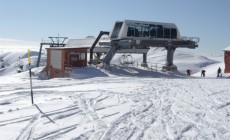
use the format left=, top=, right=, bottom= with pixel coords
left=180, top=36, right=200, bottom=44
left=134, top=61, right=166, bottom=72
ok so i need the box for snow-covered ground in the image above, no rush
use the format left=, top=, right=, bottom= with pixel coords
left=0, top=41, right=230, bottom=139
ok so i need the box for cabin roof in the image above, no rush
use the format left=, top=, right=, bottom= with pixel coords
left=65, top=38, right=95, bottom=48
left=223, top=46, right=230, bottom=51
left=64, top=37, right=109, bottom=48
left=46, top=47, right=89, bottom=50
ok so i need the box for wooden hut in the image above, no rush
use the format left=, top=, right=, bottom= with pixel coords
left=223, top=46, right=230, bottom=73
left=46, top=47, right=88, bottom=78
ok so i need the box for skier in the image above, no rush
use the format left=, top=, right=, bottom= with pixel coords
left=217, top=67, right=222, bottom=77
left=201, top=70, right=206, bottom=77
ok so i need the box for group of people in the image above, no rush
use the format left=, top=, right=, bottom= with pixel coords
left=186, top=67, right=222, bottom=77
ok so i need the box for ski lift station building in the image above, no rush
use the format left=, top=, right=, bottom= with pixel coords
left=223, top=46, right=230, bottom=73
left=42, top=19, right=199, bottom=78
left=46, top=47, right=88, bottom=78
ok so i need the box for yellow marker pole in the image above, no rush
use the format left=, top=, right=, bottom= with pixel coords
left=28, top=49, right=31, bottom=63
left=28, top=49, right=34, bottom=104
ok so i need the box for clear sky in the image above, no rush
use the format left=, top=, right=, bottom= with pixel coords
left=0, top=0, right=230, bottom=54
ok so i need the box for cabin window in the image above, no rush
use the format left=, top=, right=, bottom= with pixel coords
left=80, top=53, right=85, bottom=60
left=157, top=25, right=163, bottom=38
left=164, top=28, right=170, bottom=38
left=135, top=25, right=142, bottom=37
left=149, top=24, right=157, bottom=38
left=171, top=28, right=177, bottom=39
left=127, top=23, right=177, bottom=39
left=142, top=24, right=149, bottom=37
left=71, top=56, right=78, bottom=61
left=127, top=25, right=135, bottom=37
left=111, top=22, right=123, bottom=39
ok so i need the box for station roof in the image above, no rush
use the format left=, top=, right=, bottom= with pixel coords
left=65, top=37, right=109, bottom=48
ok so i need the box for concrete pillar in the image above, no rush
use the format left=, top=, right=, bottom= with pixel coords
left=166, top=47, right=176, bottom=66
left=164, top=47, right=177, bottom=70
left=141, top=53, right=148, bottom=67
left=143, top=53, right=147, bottom=64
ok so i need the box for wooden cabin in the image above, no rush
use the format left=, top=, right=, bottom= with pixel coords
left=46, top=47, right=88, bottom=78
left=224, top=46, right=230, bottom=73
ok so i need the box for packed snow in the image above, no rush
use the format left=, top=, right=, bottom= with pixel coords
left=0, top=41, right=230, bottom=140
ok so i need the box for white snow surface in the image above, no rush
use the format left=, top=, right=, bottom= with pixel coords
left=0, top=44, right=230, bottom=140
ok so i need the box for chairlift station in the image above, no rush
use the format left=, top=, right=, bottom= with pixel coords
left=38, top=20, right=199, bottom=78
left=99, top=20, right=199, bottom=69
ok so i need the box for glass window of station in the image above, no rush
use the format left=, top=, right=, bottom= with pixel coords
left=127, top=24, right=177, bottom=39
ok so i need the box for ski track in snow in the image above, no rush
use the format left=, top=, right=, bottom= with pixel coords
left=0, top=74, right=230, bottom=139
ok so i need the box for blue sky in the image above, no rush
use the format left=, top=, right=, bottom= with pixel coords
left=0, top=0, right=230, bottom=54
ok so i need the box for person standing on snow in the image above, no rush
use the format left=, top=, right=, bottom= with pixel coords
left=187, top=69, right=191, bottom=76
left=17, top=57, right=23, bottom=71
left=217, top=67, right=222, bottom=77
left=201, top=70, right=206, bottom=77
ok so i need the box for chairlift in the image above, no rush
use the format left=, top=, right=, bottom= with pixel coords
left=93, top=53, right=102, bottom=64
left=119, top=54, right=135, bottom=66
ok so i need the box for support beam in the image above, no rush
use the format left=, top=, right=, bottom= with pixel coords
left=37, top=43, right=43, bottom=67
left=89, top=31, right=110, bottom=64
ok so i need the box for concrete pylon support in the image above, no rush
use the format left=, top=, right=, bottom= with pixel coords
left=165, top=47, right=177, bottom=70
left=103, top=45, right=120, bottom=67
left=141, top=53, right=148, bottom=67
left=143, top=53, right=147, bottom=63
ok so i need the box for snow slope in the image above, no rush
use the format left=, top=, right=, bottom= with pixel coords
left=0, top=70, right=230, bottom=139
left=0, top=42, right=230, bottom=139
